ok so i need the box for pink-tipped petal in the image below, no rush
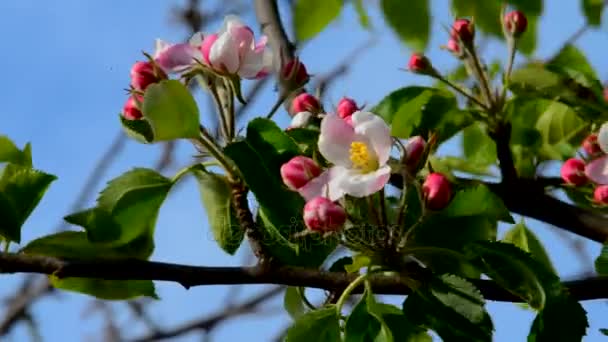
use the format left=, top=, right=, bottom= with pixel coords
left=298, top=167, right=346, bottom=202
left=318, top=114, right=359, bottom=167
left=585, top=156, right=608, bottom=185
left=209, top=32, right=240, bottom=74
left=200, top=33, right=218, bottom=65
left=338, top=165, right=391, bottom=198
left=154, top=42, right=202, bottom=73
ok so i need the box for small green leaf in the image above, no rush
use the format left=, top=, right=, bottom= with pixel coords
left=284, top=287, right=307, bottom=320
left=380, top=0, right=430, bottom=51
left=582, top=0, right=604, bottom=26
left=285, top=306, right=341, bottom=342
left=403, top=274, right=493, bottom=341
left=442, top=184, right=514, bottom=223
left=50, top=276, right=157, bottom=300
left=142, top=80, right=200, bottom=141
left=507, top=0, right=543, bottom=15
left=344, top=254, right=371, bottom=273
left=465, top=241, right=551, bottom=309
left=344, top=290, right=382, bottom=342
left=462, top=123, right=497, bottom=167
left=429, top=156, right=495, bottom=177
left=0, top=136, right=31, bottom=166
left=293, top=0, right=342, bottom=41
left=547, top=44, right=598, bottom=81
left=328, top=256, right=353, bottom=273
left=503, top=221, right=556, bottom=274
left=600, top=328, right=608, bottom=336
left=528, top=295, right=588, bottom=341
left=66, top=168, right=173, bottom=247
left=594, top=243, right=608, bottom=275
left=0, top=164, right=56, bottom=242
left=120, top=115, right=154, bottom=143
left=353, top=0, right=371, bottom=29
left=390, top=90, right=434, bottom=138
left=193, top=168, right=244, bottom=255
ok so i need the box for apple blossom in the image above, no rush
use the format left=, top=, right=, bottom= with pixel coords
left=561, top=158, right=587, bottom=185
left=130, top=61, right=166, bottom=91
left=291, top=93, right=321, bottom=115
left=597, top=122, right=608, bottom=154
left=303, top=197, right=346, bottom=232
left=280, top=156, right=322, bottom=191
left=153, top=38, right=203, bottom=74
left=337, top=97, right=359, bottom=119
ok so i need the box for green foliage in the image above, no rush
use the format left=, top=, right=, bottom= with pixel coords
left=372, top=86, right=471, bottom=144
left=452, top=0, right=502, bottom=37
left=442, top=184, right=514, bottom=223
left=503, top=221, right=555, bottom=274
left=50, top=277, right=157, bottom=301
left=142, top=80, right=200, bottom=141
left=120, top=115, right=154, bottom=143
left=380, top=0, right=430, bottom=51
left=582, top=0, right=605, bottom=26
left=528, top=295, right=589, bottom=342
left=225, top=119, right=336, bottom=266
left=285, top=306, right=341, bottom=342
left=193, top=168, right=244, bottom=255
left=403, top=274, right=493, bottom=341
left=594, top=243, right=608, bottom=275
left=0, top=136, right=32, bottom=166
left=462, top=123, right=497, bottom=169
left=293, top=0, right=343, bottom=41
left=284, top=287, right=308, bottom=320
left=0, top=164, right=56, bottom=242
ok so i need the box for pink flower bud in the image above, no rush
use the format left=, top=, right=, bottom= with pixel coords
left=130, top=61, right=166, bottom=91
left=561, top=158, right=587, bottom=186
left=123, top=95, right=144, bottom=120
left=594, top=185, right=608, bottom=204
left=337, top=97, right=359, bottom=119
left=280, top=156, right=322, bottom=191
left=291, top=93, right=321, bottom=115
left=451, top=18, right=475, bottom=44
left=303, top=197, right=346, bottom=232
left=422, top=173, right=452, bottom=210
left=408, top=53, right=435, bottom=75
left=582, top=134, right=603, bottom=157
left=504, top=11, right=528, bottom=38
left=200, top=33, right=218, bottom=65
left=404, top=136, right=426, bottom=171
left=282, top=58, right=310, bottom=87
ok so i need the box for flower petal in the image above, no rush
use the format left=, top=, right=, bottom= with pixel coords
left=352, top=111, right=392, bottom=165
left=238, top=47, right=265, bottom=79
left=298, top=167, right=346, bottom=201
left=154, top=42, right=202, bottom=73
left=598, top=122, right=608, bottom=154
left=220, top=15, right=246, bottom=34
left=338, top=165, right=391, bottom=198
left=209, top=32, right=240, bottom=73
left=319, top=114, right=359, bottom=167
left=585, top=155, right=608, bottom=184
left=289, top=111, right=312, bottom=129
left=189, top=32, right=204, bottom=47
left=153, top=39, right=171, bottom=58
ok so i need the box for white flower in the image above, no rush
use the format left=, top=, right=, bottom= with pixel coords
left=300, top=111, right=392, bottom=201
left=201, top=15, right=272, bottom=79
left=288, top=111, right=312, bottom=130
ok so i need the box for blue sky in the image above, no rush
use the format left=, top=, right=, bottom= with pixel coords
left=1, top=0, right=607, bottom=341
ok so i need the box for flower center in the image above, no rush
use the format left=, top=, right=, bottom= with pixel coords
left=349, top=141, right=377, bottom=173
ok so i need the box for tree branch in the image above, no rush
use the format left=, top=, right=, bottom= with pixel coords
left=0, top=252, right=607, bottom=301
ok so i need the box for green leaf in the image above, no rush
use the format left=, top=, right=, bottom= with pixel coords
left=285, top=306, right=341, bottom=342
left=464, top=241, right=552, bottom=309
left=21, top=231, right=153, bottom=260
left=403, top=274, right=493, bottom=341
left=284, top=287, right=307, bottom=320
left=372, top=86, right=468, bottom=144
left=380, top=0, right=430, bottom=51
left=353, top=0, right=371, bottom=29
left=120, top=115, right=154, bottom=143
left=582, top=0, right=604, bottom=26
left=600, top=328, right=608, bottom=336
left=293, top=0, right=342, bottom=41
left=528, top=295, right=588, bottom=342
left=507, top=0, right=542, bottom=15
left=462, top=123, right=497, bottom=167
left=517, top=15, right=538, bottom=55
left=328, top=256, right=353, bottom=273
left=344, top=290, right=382, bottom=342
left=442, top=184, right=514, bottom=223
left=503, top=221, right=556, bottom=274
left=50, top=276, right=157, bottom=300
left=452, top=0, right=502, bottom=37
left=66, top=168, right=173, bottom=247
left=429, top=156, right=495, bottom=177
left=547, top=44, right=598, bottom=81
left=594, top=243, right=608, bottom=275
left=0, top=164, right=56, bottom=242
left=142, top=80, right=200, bottom=141
left=193, top=168, right=243, bottom=255
left=225, top=119, right=336, bottom=266
left=0, top=136, right=31, bottom=166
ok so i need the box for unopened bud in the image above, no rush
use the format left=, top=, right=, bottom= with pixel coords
left=595, top=185, right=608, bottom=204
left=130, top=61, right=166, bottom=91
left=408, top=53, right=436, bottom=75
left=560, top=158, right=587, bottom=186
left=404, top=136, right=426, bottom=171
left=287, top=111, right=313, bottom=130
left=451, top=18, right=475, bottom=45
left=337, top=97, right=359, bottom=119
left=303, top=197, right=346, bottom=232
left=122, top=95, right=144, bottom=120
left=282, top=58, right=310, bottom=89
left=422, top=172, right=452, bottom=210
left=291, top=93, right=321, bottom=115
left=280, top=156, right=322, bottom=191
left=582, top=134, right=603, bottom=157
left=504, top=10, right=528, bottom=38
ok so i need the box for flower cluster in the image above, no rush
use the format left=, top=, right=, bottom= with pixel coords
left=561, top=125, right=608, bottom=204
left=280, top=95, right=452, bottom=232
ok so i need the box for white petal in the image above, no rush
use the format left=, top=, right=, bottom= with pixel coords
left=352, top=111, right=392, bottom=165
left=318, top=114, right=358, bottom=167
left=153, top=39, right=170, bottom=58
left=298, top=167, right=346, bottom=201
left=238, top=48, right=265, bottom=79
left=290, top=111, right=312, bottom=128
left=209, top=32, right=240, bottom=73
left=338, top=165, right=391, bottom=198
left=585, top=155, right=608, bottom=184
left=598, top=122, right=608, bottom=154
left=221, top=14, right=246, bottom=34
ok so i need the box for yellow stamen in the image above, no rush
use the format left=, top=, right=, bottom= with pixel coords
left=349, top=141, right=378, bottom=173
